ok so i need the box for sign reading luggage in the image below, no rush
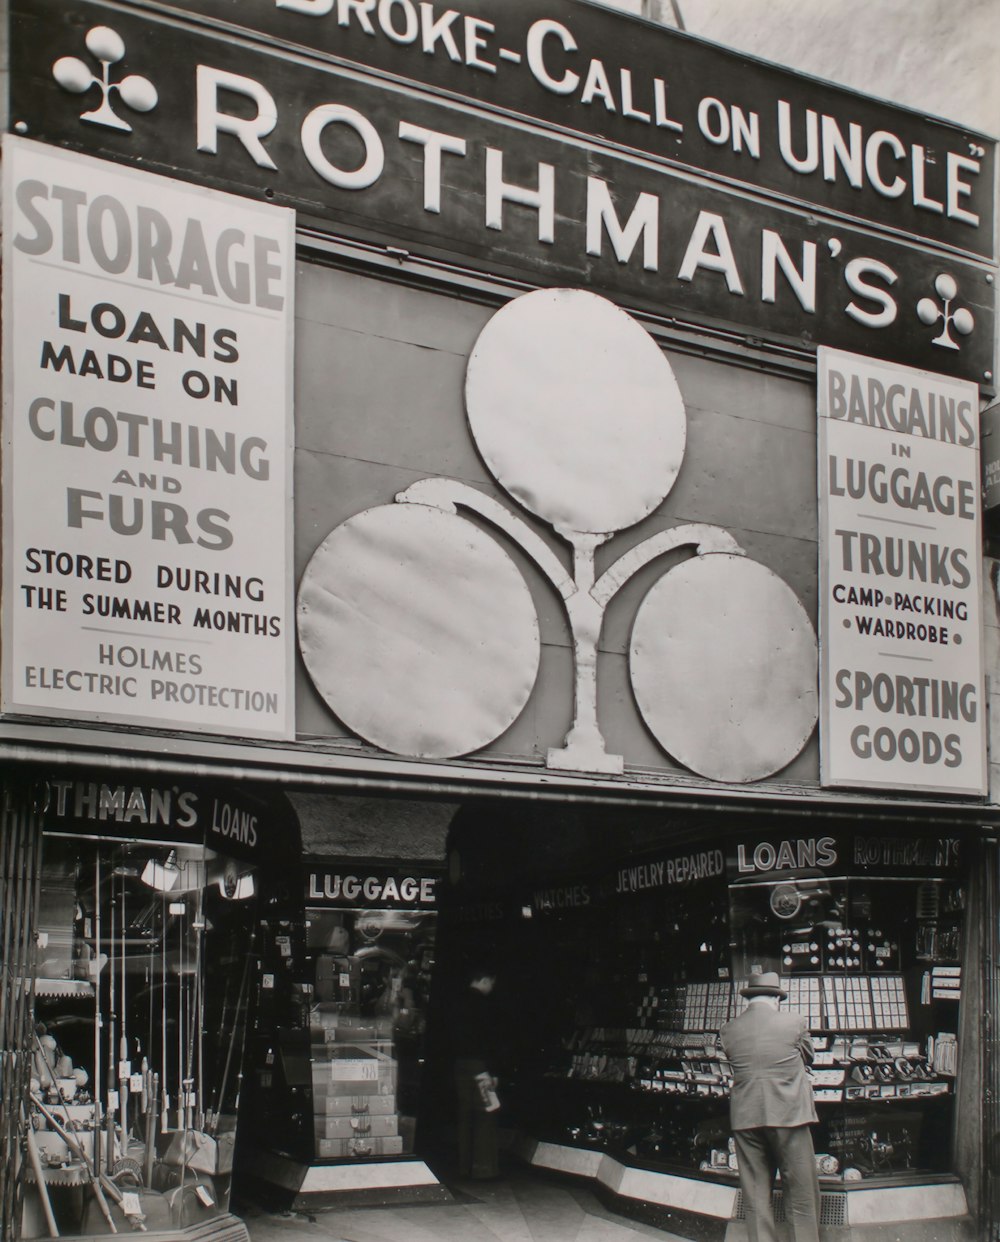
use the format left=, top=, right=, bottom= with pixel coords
left=1, top=137, right=296, bottom=739
left=817, top=347, right=986, bottom=794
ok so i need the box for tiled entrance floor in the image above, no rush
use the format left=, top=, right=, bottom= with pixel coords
left=239, top=1168, right=688, bottom=1242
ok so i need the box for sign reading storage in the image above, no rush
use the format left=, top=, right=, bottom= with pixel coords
left=1, top=137, right=295, bottom=739
left=818, top=347, right=985, bottom=794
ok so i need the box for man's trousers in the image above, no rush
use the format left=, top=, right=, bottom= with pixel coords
left=732, top=1124, right=820, bottom=1242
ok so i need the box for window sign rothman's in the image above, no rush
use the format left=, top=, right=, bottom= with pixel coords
left=1, top=136, right=296, bottom=739
left=818, top=347, right=986, bottom=795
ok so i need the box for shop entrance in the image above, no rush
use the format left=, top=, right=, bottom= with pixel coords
left=427, top=800, right=985, bottom=1239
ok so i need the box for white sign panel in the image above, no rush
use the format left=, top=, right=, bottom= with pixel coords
left=818, top=347, right=985, bottom=795
left=2, top=137, right=295, bottom=739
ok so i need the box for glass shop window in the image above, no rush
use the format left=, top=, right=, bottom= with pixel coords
left=727, top=869, right=964, bottom=1180
left=519, top=840, right=966, bottom=1186
left=305, top=906, right=437, bottom=1160
left=24, top=836, right=258, bottom=1238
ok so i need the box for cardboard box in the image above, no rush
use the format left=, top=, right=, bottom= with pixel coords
left=316, top=1135, right=404, bottom=1159
left=314, top=1094, right=397, bottom=1117
left=313, top=1076, right=396, bottom=1098
left=315, top=1038, right=395, bottom=1061
left=315, top=1057, right=393, bottom=1081
left=315, top=1113, right=399, bottom=1139
left=311, top=1009, right=393, bottom=1040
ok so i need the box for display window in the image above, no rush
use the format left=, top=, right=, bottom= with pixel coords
left=725, top=841, right=963, bottom=1180
left=466, top=828, right=967, bottom=1187
left=20, top=775, right=283, bottom=1239
left=247, top=861, right=439, bottom=1165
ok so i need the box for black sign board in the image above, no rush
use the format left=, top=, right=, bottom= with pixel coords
left=306, top=863, right=439, bottom=908
left=40, top=770, right=291, bottom=863
left=61, top=0, right=996, bottom=259
left=8, top=0, right=996, bottom=384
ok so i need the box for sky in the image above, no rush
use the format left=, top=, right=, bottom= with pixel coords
left=609, top=0, right=999, bottom=137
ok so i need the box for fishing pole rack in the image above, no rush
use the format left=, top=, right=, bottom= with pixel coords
left=22, top=838, right=257, bottom=1239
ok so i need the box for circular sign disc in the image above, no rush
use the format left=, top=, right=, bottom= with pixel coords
left=630, top=553, right=817, bottom=782
left=465, top=288, right=686, bottom=536
left=297, top=505, right=540, bottom=759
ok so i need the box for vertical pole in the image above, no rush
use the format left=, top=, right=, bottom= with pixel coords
left=982, top=836, right=1000, bottom=1240
left=93, top=852, right=102, bottom=1182
left=0, top=776, right=45, bottom=1242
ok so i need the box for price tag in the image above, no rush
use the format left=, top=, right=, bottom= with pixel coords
left=121, top=1193, right=141, bottom=1217
left=118, top=1060, right=131, bottom=1080
left=330, top=1059, right=379, bottom=1082
left=129, top=1074, right=144, bottom=1092
left=340, top=973, right=351, bottom=988
left=262, top=973, right=275, bottom=989
left=107, top=1090, right=119, bottom=1110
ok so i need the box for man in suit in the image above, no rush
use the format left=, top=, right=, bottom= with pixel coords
left=452, top=965, right=501, bottom=1179
left=720, top=971, right=820, bottom=1242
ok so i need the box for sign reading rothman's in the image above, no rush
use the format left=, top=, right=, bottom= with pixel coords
left=9, top=0, right=996, bottom=385
left=1, top=137, right=296, bottom=738
left=18, top=0, right=995, bottom=258
left=817, top=347, right=986, bottom=795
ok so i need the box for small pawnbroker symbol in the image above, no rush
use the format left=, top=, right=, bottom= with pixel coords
left=52, top=26, right=157, bottom=132
left=916, top=273, right=975, bottom=350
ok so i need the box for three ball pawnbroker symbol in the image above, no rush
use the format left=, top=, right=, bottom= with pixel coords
left=52, top=26, right=157, bottom=132
left=916, top=274, right=975, bottom=351
left=297, top=289, right=819, bottom=784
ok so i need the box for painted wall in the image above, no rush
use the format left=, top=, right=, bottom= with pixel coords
left=293, top=261, right=821, bottom=783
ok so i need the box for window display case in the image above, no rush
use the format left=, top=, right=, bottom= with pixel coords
left=245, top=860, right=439, bottom=1170
left=307, top=903, right=435, bottom=1160
left=507, top=830, right=967, bottom=1187
left=20, top=775, right=279, bottom=1240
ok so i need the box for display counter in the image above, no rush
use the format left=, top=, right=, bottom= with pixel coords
left=442, top=822, right=979, bottom=1239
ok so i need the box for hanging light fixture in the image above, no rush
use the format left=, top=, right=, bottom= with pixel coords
left=140, top=851, right=180, bottom=892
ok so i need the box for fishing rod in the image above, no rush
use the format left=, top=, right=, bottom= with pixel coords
left=161, top=890, right=169, bottom=1136
left=31, top=1093, right=149, bottom=1233
left=209, top=930, right=254, bottom=1134
left=193, top=887, right=205, bottom=1133
left=106, top=866, right=117, bottom=1171
left=23, top=1102, right=58, bottom=1239
left=93, top=851, right=103, bottom=1183
left=119, top=867, right=130, bottom=1147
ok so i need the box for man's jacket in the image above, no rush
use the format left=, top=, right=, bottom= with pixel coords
left=720, top=1004, right=818, bottom=1129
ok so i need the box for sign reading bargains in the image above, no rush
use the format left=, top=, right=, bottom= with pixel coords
left=817, top=347, right=986, bottom=795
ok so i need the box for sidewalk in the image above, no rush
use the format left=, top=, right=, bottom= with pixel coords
left=236, top=1166, right=689, bottom=1242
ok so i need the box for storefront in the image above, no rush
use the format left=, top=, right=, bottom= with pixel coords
left=239, top=851, right=447, bottom=1206
left=436, top=801, right=998, bottom=1237
left=2, top=1, right=998, bottom=1239
left=10, top=768, right=296, bottom=1240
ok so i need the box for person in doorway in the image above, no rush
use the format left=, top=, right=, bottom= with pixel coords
left=453, top=964, right=500, bottom=1180
left=720, top=971, right=820, bottom=1242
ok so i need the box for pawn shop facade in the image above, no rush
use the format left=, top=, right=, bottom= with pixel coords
left=1, top=1, right=999, bottom=1239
